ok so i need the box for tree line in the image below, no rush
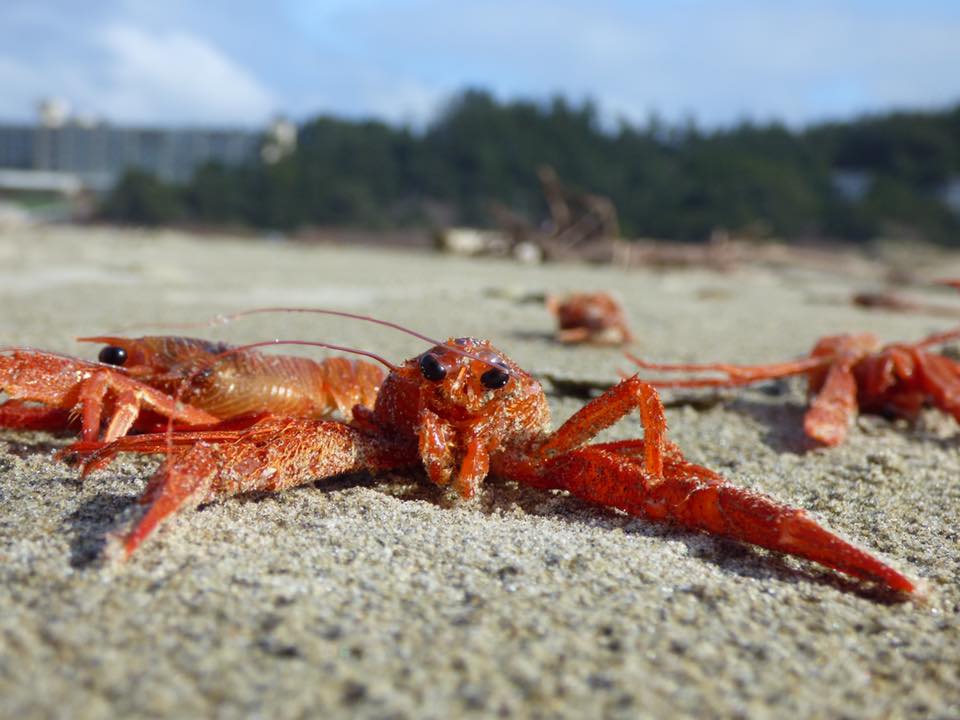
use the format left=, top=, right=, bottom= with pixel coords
left=100, top=89, right=960, bottom=244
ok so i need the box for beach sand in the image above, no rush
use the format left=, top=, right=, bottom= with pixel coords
left=1, top=226, right=958, bottom=718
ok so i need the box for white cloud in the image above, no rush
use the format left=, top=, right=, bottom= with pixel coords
left=0, top=20, right=276, bottom=125
left=93, top=24, right=276, bottom=125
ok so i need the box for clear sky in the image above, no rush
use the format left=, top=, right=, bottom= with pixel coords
left=2, top=0, right=959, bottom=129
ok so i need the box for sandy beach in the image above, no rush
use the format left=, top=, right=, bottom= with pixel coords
left=1, top=225, right=959, bottom=719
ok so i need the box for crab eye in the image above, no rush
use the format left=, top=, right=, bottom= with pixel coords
left=98, top=345, right=128, bottom=366
left=480, top=365, right=510, bottom=389
left=419, top=353, right=447, bottom=381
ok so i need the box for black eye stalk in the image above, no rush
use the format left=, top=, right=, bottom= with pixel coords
left=419, top=353, right=447, bottom=381
left=480, top=365, right=510, bottom=389
left=98, top=345, right=128, bottom=366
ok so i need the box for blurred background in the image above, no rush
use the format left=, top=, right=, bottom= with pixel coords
left=1, top=0, right=959, bottom=256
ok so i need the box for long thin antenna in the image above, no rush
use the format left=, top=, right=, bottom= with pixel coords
left=219, top=308, right=448, bottom=350
left=111, top=307, right=448, bottom=349
left=103, top=306, right=513, bottom=375
left=217, top=340, right=397, bottom=371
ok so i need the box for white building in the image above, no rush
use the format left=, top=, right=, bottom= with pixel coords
left=0, top=102, right=290, bottom=193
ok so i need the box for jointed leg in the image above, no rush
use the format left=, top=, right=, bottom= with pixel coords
left=627, top=352, right=828, bottom=388
left=804, top=360, right=858, bottom=446
left=67, top=424, right=269, bottom=475
left=913, top=350, right=960, bottom=419
left=537, top=376, right=666, bottom=476
left=77, top=371, right=220, bottom=442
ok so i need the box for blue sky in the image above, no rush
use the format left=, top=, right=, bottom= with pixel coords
left=2, top=0, right=959, bottom=128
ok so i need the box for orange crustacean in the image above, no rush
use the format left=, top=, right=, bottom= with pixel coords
left=629, top=327, right=960, bottom=447
left=67, top=335, right=919, bottom=595
left=0, top=336, right=384, bottom=442
left=546, top=292, right=633, bottom=345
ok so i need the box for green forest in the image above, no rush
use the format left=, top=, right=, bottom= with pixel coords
left=100, top=89, right=960, bottom=245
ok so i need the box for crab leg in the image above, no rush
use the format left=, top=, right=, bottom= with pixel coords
left=69, top=427, right=260, bottom=474
left=803, top=359, right=859, bottom=446
left=537, top=376, right=666, bottom=476
left=74, top=370, right=220, bottom=442
left=912, top=350, right=960, bottom=419
left=627, top=353, right=829, bottom=388
left=77, top=417, right=417, bottom=556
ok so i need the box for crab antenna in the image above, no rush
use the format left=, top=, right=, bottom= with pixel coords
left=104, top=306, right=515, bottom=375
left=110, top=307, right=449, bottom=349
left=218, top=308, right=450, bottom=350
left=219, top=309, right=512, bottom=371
left=216, top=340, right=397, bottom=371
